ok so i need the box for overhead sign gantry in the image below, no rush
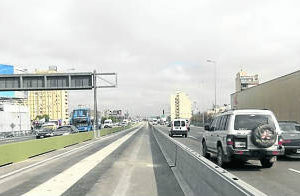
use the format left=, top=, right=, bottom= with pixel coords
left=0, top=70, right=117, bottom=138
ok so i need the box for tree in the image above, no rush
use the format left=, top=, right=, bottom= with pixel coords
left=35, top=114, right=50, bottom=122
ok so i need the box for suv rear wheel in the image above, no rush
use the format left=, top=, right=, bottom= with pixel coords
left=217, top=146, right=224, bottom=167
left=260, top=158, right=274, bottom=168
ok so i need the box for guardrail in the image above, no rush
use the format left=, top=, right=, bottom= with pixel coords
left=150, top=123, right=266, bottom=196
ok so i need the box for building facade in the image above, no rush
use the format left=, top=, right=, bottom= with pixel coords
left=235, top=70, right=259, bottom=92
left=170, top=91, right=192, bottom=121
left=0, top=99, right=30, bottom=133
left=27, top=67, right=69, bottom=123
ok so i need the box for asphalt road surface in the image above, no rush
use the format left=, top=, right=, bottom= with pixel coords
left=157, top=124, right=300, bottom=196
left=0, top=123, right=184, bottom=196
left=0, top=135, right=36, bottom=145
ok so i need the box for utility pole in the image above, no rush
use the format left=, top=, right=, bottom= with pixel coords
left=207, top=59, right=217, bottom=114
left=93, top=71, right=117, bottom=138
left=93, top=70, right=98, bottom=138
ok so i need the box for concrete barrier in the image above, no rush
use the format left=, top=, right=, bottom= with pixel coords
left=150, top=123, right=266, bottom=196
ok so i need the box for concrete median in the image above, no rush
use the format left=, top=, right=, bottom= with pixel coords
left=150, top=124, right=266, bottom=196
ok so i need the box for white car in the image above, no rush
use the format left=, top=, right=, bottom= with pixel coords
left=103, top=119, right=113, bottom=128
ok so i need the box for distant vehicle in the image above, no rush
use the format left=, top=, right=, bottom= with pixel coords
left=202, top=109, right=284, bottom=168
left=41, top=123, right=57, bottom=130
left=152, top=119, right=158, bottom=125
left=4, top=133, right=14, bottom=138
left=278, top=121, right=300, bottom=158
left=103, top=119, right=113, bottom=128
left=53, top=125, right=79, bottom=136
left=167, top=121, right=172, bottom=127
left=159, top=119, right=165, bottom=125
left=49, top=120, right=60, bottom=126
left=185, top=119, right=190, bottom=131
left=169, top=119, right=188, bottom=138
left=36, top=123, right=57, bottom=139
left=70, top=108, right=93, bottom=132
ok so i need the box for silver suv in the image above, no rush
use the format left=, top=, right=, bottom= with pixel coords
left=202, top=109, right=284, bottom=168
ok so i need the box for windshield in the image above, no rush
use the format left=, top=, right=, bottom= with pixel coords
left=279, top=123, right=300, bottom=132
left=234, top=115, right=275, bottom=130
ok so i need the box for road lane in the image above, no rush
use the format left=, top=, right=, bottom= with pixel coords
left=155, top=125, right=300, bottom=196
left=64, top=123, right=184, bottom=196
left=0, top=123, right=183, bottom=196
left=0, top=125, right=142, bottom=196
left=0, top=135, right=36, bottom=145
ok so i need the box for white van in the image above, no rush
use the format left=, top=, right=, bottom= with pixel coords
left=169, top=119, right=188, bottom=138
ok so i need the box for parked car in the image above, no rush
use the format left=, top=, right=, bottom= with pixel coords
left=54, top=125, right=79, bottom=136
left=202, top=109, right=284, bottom=168
left=278, top=121, right=300, bottom=158
left=169, top=119, right=188, bottom=138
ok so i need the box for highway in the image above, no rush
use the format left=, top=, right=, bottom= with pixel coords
left=0, top=123, right=184, bottom=196
left=157, top=124, right=300, bottom=196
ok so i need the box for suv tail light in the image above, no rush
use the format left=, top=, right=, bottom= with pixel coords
left=226, top=135, right=234, bottom=145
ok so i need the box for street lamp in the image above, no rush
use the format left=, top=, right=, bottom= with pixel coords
left=206, top=59, right=217, bottom=114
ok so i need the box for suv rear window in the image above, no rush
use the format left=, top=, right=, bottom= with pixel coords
left=234, top=115, right=275, bottom=130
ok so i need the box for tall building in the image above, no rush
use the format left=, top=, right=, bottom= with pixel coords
left=235, top=70, right=259, bottom=92
left=27, top=66, right=69, bottom=123
left=170, top=91, right=192, bottom=121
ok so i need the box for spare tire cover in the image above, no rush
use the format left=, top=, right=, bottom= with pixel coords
left=251, top=124, right=277, bottom=148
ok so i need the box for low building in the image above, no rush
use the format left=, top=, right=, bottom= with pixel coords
left=0, top=99, right=30, bottom=134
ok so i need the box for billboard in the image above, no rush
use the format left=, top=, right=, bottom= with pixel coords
left=0, top=64, right=15, bottom=97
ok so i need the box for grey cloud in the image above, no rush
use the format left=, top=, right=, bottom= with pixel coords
left=0, top=0, right=300, bottom=116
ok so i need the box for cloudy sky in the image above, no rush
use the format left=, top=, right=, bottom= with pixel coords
left=0, top=0, right=300, bottom=116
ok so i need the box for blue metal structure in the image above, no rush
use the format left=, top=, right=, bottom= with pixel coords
left=70, top=108, right=93, bottom=132
left=0, top=64, right=15, bottom=97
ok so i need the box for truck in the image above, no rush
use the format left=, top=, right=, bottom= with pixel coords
left=70, top=108, right=93, bottom=132
left=231, top=70, right=300, bottom=123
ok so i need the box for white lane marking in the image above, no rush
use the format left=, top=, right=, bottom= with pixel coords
left=188, top=135, right=198, bottom=140
left=0, top=125, right=141, bottom=182
left=111, top=129, right=144, bottom=196
left=289, top=168, right=300, bottom=175
left=22, top=127, right=142, bottom=196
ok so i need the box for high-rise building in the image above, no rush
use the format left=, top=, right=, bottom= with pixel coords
left=235, top=70, right=259, bottom=92
left=27, top=67, right=69, bottom=123
left=170, top=91, right=192, bottom=121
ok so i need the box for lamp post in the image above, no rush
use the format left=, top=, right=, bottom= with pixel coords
left=206, top=59, right=217, bottom=114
